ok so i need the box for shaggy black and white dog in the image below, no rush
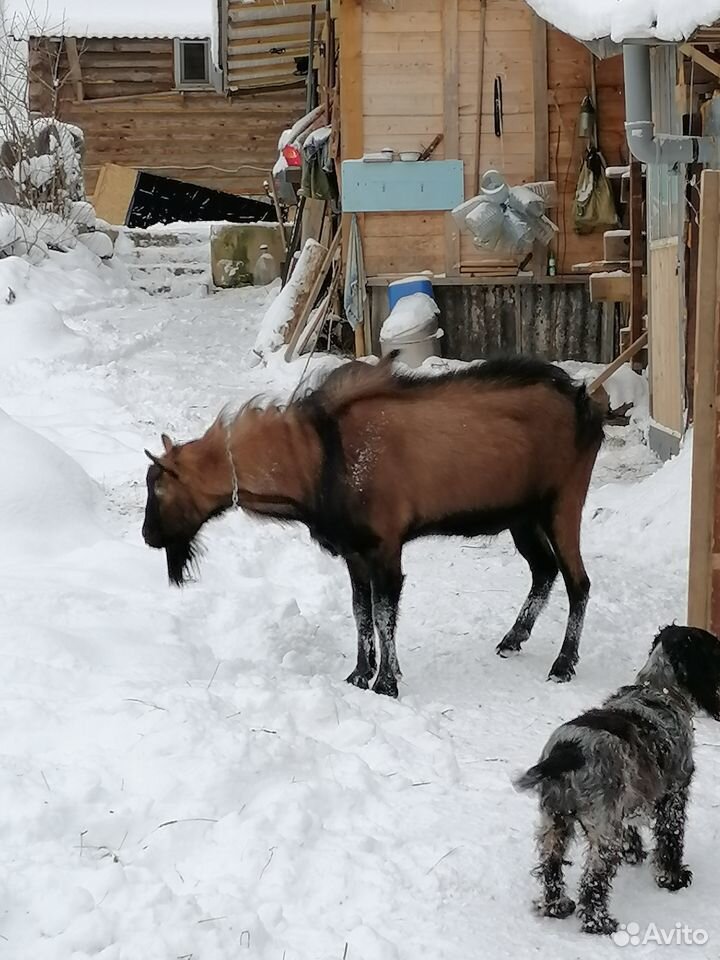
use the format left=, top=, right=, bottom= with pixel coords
left=516, top=624, right=720, bottom=935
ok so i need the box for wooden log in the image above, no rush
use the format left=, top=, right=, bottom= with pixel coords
left=284, top=226, right=341, bottom=355
left=253, top=238, right=327, bottom=357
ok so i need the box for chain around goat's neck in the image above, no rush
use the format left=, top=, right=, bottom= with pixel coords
left=225, top=420, right=240, bottom=508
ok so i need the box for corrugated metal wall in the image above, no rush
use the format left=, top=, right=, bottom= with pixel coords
left=370, top=282, right=613, bottom=363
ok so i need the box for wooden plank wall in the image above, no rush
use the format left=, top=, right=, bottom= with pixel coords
left=547, top=29, right=627, bottom=274
left=458, top=0, right=535, bottom=268
left=346, top=1, right=627, bottom=278
left=226, top=0, right=315, bottom=90
left=29, top=38, right=305, bottom=197
left=360, top=0, right=445, bottom=275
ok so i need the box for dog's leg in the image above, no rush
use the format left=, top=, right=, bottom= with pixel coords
left=622, top=824, right=647, bottom=865
left=578, top=828, right=622, bottom=935
left=533, top=811, right=576, bottom=919
left=345, top=556, right=376, bottom=689
left=654, top=785, right=693, bottom=891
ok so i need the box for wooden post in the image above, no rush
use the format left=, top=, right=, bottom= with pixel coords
left=65, top=38, right=84, bottom=102
left=338, top=0, right=365, bottom=355
left=472, top=0, right=488, bottom=196
left=688, top=170, right=720, bottom=631
left=629, top=160, right=645, bottom=367
left=443, top=0, right=460, bottom=277
left=531, top=14, right=549, bottom=279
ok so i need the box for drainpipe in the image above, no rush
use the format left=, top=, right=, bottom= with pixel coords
left=623, top=43, right=717, bottom=165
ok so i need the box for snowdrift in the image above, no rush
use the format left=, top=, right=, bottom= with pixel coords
left=0, top=407, right=105, bottom=554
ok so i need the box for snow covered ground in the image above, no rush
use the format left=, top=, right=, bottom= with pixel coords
left=0, top=244, right=717, bottom=960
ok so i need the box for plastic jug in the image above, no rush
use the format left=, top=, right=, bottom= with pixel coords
left=252, top=245, right=279, bottom=285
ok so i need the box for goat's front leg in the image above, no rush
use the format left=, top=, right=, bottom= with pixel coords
left=345, top=555, right=376, bottom=690
left=654, top=785, right=693, bottom=891
left=370, top=552, right=404, bottom=698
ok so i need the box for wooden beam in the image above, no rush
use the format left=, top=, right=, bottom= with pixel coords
left=531, top=13, right=549, bottom=279
left=629, top=160, right=645, bottom=369
left=338, top=0, right=365, bottom=356
left=589, top=271, right=647, bottom=304
left=65, top=38, right=84, bottom=101
left=443, top=0, right=460, bottom=277
left=680, top=43, right=720, bottom=82
left=587, top=331, right=648, bottom=395
left=688, top=169, right=720, bottom=630
left=472, top=0, right=488, bottom=195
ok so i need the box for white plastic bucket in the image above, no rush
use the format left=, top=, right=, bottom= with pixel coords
left=380, top=295, right=443, bottom=368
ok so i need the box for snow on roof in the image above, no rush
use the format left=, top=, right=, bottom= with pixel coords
left=4, top=1, right=213, bottom=39
left=525, top=0, right=720, bottom=42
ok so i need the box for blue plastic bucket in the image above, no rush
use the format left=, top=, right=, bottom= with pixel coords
left=387, top=275, right=434, bottom=311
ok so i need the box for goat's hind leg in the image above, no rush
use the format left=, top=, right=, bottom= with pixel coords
left=534, top=810, right=576, bottom=919
left=345, top=556, right=377, bottom=690
left=497, top=524, right=558, bottom=658
left=545, top=490, right=591, bottom=683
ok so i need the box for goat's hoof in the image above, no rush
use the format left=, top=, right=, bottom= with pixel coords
left=346, top=670, right=371, bottom=690
left=372, top=673, right=398, bottom=698
left=496, top=629, right=529, bottom=658
left=656, top=867, right=692, bottom=891
left=535, top=896, right=576, bottom=919
left=581, top=915, right=618, bottom=936
left=548, top=656, right=576, bottom=683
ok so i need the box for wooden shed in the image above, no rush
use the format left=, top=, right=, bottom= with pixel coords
left=21, top=0, right=308, bottom=199
left=333, top=0, right=628, bottom=359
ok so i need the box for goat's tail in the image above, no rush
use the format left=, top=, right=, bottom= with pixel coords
left=574, top=384, right=606, bottom=450
left=514, top=741, right=585, bottom=793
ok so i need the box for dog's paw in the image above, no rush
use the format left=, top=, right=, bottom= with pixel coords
left=656, top=867, right=693, bottom=891
left=622, top=828, right=647, bottom=864
left=534, top=896, right=576, bottom=919
left=581, top=914, right=619, bottom=936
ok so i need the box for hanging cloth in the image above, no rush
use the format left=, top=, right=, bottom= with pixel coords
left=343, top=214, right=368, bottom=332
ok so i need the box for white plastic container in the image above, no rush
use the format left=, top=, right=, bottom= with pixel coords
left=252, top=244, right=279, bottom=285
left=379, top=292, right=443, bottom=368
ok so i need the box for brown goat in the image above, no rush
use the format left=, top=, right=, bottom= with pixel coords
left=143, top=355, right=604, bottom=696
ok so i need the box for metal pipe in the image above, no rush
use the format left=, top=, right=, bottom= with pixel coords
left=623, top=43, right=717, bottom=166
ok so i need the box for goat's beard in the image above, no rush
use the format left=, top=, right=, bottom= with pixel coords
left=165, top=535, right=203, bottom=586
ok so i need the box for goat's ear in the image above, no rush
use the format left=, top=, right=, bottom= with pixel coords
left=161, top=433, right=174, bottom=455
left=145, top=449, right=180, bottom=480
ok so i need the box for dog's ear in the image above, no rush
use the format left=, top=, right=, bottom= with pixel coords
left=662, top=626, right=720, bottom=719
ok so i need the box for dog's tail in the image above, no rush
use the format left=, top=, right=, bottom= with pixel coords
left=514, top=741, right=585, bottom=792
